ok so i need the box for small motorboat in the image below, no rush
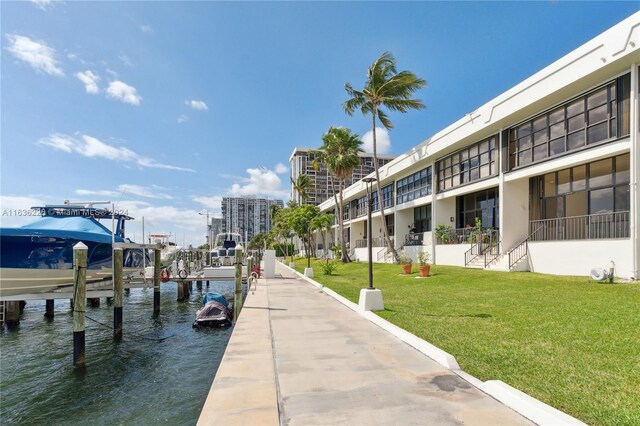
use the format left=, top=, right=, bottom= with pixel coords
left=193, top=300, right=232, bottom=328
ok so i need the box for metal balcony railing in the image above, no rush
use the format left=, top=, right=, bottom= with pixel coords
left=529, top=211, right=629, bottom=241
left=354, top=237, right=391, bottom=248
left=404, top=233, right=424, bottom=246
left=436, top=226, right=498, bottom=245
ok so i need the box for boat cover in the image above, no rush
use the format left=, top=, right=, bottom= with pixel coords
left=0, top=216, right=124, bottom=244
left=202, top=292, right=229, bottom=307
left=194, top=301, right=232, bottom=326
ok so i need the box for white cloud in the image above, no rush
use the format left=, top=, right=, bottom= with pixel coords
left=177, top=114, right=189, bottom=124
left=361, top=127, right=391, bottom=155
left=275, top=163, right=288, bottom=174
left=117, top=184, right=173, bottom=199
left=39, top=133, right=194, bottom=172
left=75, top=70, right=101, bottom=94
left=229, top=167, right=288, bottom=199
left=185, top=100, right=208, bottom=111
left=192, top=195, right=222, bottom=211
left=106, top=81, right=142, bottom=105
left=30, top=0, right=55, bottom=11
left=5, top=34, right=64, bottom=76
left=75, top=189, right=120, bottom=197
left=0, top=195, right=48, bottom=226
left=105, top=68, right=118, bottom=78
left=139, top=25, right=153, bottom=33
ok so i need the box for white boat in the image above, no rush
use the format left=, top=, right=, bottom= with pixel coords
left=202, top=232, right=247, bottom=280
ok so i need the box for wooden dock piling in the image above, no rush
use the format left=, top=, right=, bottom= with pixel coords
left=154, top=249, right=161, bottom=314
left=234, top=247, right=243, bottom=322
left=113, top=248, right=123, bottom=339
left=177, top=281, right=185, bottom=301
left=73, top=242, right=88, bottom=367
left=5, top=301, right=21, bottom=325
left=183, top=281, right=190, bottom=298
left=45, top=299, right=54, bottom=319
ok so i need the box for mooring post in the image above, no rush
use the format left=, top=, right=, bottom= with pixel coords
left=113, top=248, right=123, bottom=339
left=154, top=249, right=161, bottom=314
left=5, top=301, right=21, bottom=325
left=177, top=280, right=184, bottom=301
left=73, top=242, right=88, bottom=367
left=234, top=246, right=243, bottom=322
left=183, top=281, right=190, bottom=298
left=45, top=299, right=54, bottom=319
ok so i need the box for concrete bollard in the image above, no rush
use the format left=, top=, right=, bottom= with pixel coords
left=73, top=242, right=88, bottom=367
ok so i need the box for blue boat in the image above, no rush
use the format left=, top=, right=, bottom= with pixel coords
left=0, top=204, right=148, bottom=297
left=201, top=292, right=229, bottom=307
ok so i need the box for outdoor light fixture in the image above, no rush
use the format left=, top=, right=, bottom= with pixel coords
left=362, top=177, right=376, bottom=290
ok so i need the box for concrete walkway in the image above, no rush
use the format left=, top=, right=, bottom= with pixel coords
left=199, top=263, right=533, bottom=425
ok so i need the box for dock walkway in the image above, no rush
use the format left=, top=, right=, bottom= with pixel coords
left=198, top=262, right=532, bottom=425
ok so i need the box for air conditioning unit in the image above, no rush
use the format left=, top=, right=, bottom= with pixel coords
left=590, top=268, right=609, bottom=282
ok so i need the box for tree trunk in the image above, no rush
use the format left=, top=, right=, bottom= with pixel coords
left=372, top=110, right=400, bottom=263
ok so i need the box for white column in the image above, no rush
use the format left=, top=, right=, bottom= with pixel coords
left=630, top=63, right=639, bottom=279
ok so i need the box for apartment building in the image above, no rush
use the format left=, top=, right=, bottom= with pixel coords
left=318, top=12, right=639, bottom=278
left=221, top=196, right=284, bottom=243
left=289, top=148, right=395, bottom=205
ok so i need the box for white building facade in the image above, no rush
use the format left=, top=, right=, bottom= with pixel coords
left=318, top=12, right=640, bottom=278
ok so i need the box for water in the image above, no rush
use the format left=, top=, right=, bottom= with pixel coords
left=0, top=281, right=239, bottom=425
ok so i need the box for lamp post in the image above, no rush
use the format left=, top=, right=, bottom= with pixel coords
left=362, top=177, right=376, bottom=290
left=199, top=210, right=211, bottom=248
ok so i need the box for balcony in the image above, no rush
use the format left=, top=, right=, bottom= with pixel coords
left=354, top=237, right=391, bottom=248
left=529, top=211, right=630, bottom=241
left=404, top=233, right=424, bottom=246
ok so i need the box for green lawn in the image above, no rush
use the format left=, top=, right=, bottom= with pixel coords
left=293, top=258, right=640, bottom=426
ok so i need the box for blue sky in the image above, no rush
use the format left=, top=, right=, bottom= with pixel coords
left=1, top=1, right=637, bottom=245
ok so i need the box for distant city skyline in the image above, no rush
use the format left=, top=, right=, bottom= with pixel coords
left=1, top=1, right=637, bottom=245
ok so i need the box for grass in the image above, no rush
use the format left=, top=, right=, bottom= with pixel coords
left=293, top=258, right=640, bottom=426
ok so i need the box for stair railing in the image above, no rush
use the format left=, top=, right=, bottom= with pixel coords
left=507, top=226, right=543, bottom=270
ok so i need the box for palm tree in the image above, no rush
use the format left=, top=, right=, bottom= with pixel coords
left=315, top=126, right=363, bottom=263
left=344, top=51, right=427, bottom=263
left=291, top=174, right=312, bottom=204
left=310, top=212, right=335, bottom=258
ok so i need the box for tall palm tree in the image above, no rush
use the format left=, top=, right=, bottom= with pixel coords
left=344, top=51, right=427, bottom=263
left=315, top=126, right=363, bottom=263
left=291, top=174, right=312, bottom=204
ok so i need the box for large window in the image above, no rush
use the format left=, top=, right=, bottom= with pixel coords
left=509, top=73, right=631, bottom=169
left=413, top=205, right=432, bottom=233
left=532, top=154, right=630, bottom=220
left=457, top=188, right=499, bottom=229
left=396, top=167, right=432, bottom=204
left=437, top=136, right=498, bottom=192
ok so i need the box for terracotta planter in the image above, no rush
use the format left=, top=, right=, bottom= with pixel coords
left=419, top=265, right=431, bottom=277
left=402, top=263, right=412, bottom=274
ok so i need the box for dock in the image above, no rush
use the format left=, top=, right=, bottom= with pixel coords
left=199, top=262, right=542, bottom=425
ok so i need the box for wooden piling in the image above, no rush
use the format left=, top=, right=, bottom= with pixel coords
left=88, top=298, right=100, bottom=307
left=154, top=249, right=161, bottom=314
left=5, top=301, right=21, bottom=325
left=234, top=247, right=243, bottom=322
left=73, top=242, right=88, bottom=367
left=113, top=248, right=123, bottom=339
left=183, top=281, right=190, bottom=298
left=196, top=280, right=202, bottom=290
left=45, top=299, right=54, bottom=319
left=177, top=280, right=184, bottom=301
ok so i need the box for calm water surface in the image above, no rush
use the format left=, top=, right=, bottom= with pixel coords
left=1, top=281, right=239, bottom=425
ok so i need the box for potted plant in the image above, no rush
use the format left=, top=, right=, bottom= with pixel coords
left=400, top=254, right=412, bottom=275
left=418, top=251, right=430, bottom=277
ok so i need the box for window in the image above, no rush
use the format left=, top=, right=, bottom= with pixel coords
left=413, top=205, right=432, bottom=233
left=457, top=188, right=499, bottom=229
left=437, top=136, right=497, bottom=192
left=396, top=167, right=432, bottom=204
left=533, top=154, right=630, bottom=219
left=509, top=74, right=630, bottom=169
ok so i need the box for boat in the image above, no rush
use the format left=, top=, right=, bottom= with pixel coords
left=0, top=204, right=148, bottom=298
left=193, top=300, right=232, bottom=327
left=201, top=232, right=247, bottom=280
left=201, top=292, right=230, bottom=307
